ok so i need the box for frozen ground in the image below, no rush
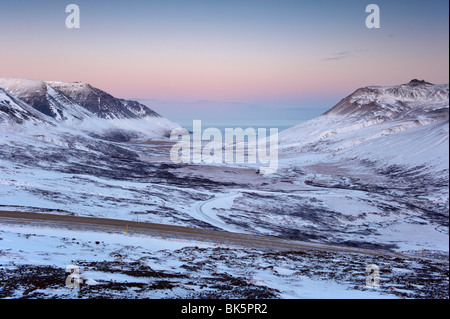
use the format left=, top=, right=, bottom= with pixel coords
left=0, top=223, right=448, bottom=299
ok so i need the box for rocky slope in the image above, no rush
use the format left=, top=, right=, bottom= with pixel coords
left=0, top=78, right=180, bottom=141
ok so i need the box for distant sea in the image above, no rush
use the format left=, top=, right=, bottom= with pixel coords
left=178, top=119, right=303, bottom=135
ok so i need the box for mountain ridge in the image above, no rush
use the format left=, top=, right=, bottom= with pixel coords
left=323, top=79, right=449, bottom=119
left=46, top=81, right=161, bottom=120
left=279, top=79, right=449, bottom=179
left=0, top=77, right=179, bottom=141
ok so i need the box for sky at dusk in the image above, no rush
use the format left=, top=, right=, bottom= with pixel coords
left=0, top=0, right=448, bottom=125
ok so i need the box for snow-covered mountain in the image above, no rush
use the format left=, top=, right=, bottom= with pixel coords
left=1, top=87, right=50, bottom=125
left=46, top=81, right=160, bottom=120
left=278, top=79, right=448, bottom=222
left=280, top=80, right=449, bottom=170
left=0, top=78, right=180, bottom=141
left=0, top=78, right=96, bottom=124
left=323, top=79, right=448, bottom=120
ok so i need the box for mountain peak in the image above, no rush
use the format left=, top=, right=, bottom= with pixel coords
left=0, top=77, right=85, bottom=120
left=0, top=77, right=163, bottom=121
left=0, top=78, right=48, bottom=96
left=47, top=81, right=161, bottom=120
left=408, top=79, right=433, bottom=86
left=323, top=80, right=448, bottom=118
left=0, top=77, right=180, bottom=140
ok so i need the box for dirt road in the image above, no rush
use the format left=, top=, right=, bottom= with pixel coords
left=0, top=210, right=407, bottom=259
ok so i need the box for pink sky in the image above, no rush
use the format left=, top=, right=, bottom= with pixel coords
left=0, top=0, right=448, bottom=103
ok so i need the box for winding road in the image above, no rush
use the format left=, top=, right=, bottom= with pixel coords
left=194, top=192, right=246, bottom=233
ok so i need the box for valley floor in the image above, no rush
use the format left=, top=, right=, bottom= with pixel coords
left=0, top=218, right=448, bottom=299
left=0, top=138, right=448, bottom=299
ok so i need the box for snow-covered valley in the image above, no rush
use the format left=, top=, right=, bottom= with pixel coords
left=0, top=78, right=448, bottom=299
